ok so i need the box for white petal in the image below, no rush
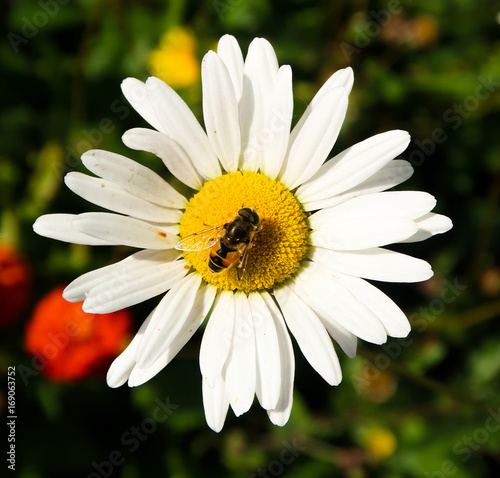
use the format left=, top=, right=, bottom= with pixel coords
left=128, top=284, right=217, bottom=387
left=302, top=159, right=414, bottom=210
left=107, top=351, right=136, bottom=388
left=260, top=292, right=294, bottom=427
left=106, top=309, right=154, bottom=387
left=135, top=273, right=202, bottom=368
left=303, top=67, right=354, bottom=117
left=64, top=265, right=116, bottom=303
left=309, top=216, right=418, bottom=250
left=225, top=292, right=256, bottom=416
left=64, top=249, right=180, bottom=302
left=402, top=213, right=453, bottom=242
left=279, top=87, right=349, bottom=190
left=244, top=37, right=279, bottom=90
left=296, top=130, right=411, bottom=204
left=239, top=37, right=280, bottom=172
left=82, top=257, right=190, bottom=314
left=145, top=76, right=221, bottom=181
left=202, top=374, right=229, bottom=433
left=122, top=128, right=202, bottom=190
left=121, top=78, right=164, bottom=132
left=33, top=214, right=114, bottom=245
left=81, top=149, right=185, bottom=209
left=292, top=262, right=387, bottom=344
left=72, top=213, right=177, bottom=249
left=217, top=34, right=244, bottom=102
left=202, top=51, right=241, bottom=172
left=287, top=68, right=353, bottom=155
left=309, top=192, right=436, bottom=231
left=275, top=284, right=341, bottom=386
left=259, top=65, right=294, bottom=180
left=332, top=272, right=411, bottom=338
left=64, top=172, right=182, bottom=223
left=320, top=67, right=355, bottom=95
left=199, top=291, right=235, bottom=388
left=249, top=292, right=281, bottom=410
left=309, top=246, right=433, bottom=283
left=314, top=310, right=358, bottom=358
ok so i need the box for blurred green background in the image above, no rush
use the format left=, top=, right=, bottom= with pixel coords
left=1, top=0, right=500, bottom=476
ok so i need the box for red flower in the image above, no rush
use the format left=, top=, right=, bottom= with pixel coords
left=25, top=287, right=132, bottom=382
left=0, top=244, right=32, bottom=327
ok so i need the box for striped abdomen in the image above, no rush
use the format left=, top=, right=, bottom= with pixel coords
left=208, top=240, right=241, bottom=273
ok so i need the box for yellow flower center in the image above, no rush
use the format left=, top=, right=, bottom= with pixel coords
left=179, top=171, right=309, bottom=292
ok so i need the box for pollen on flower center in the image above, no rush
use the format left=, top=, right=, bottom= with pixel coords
left=179, top=171, right=309, bottom=292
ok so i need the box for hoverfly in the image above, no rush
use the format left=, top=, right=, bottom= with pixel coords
left=175, top=208, right=261, bottom=280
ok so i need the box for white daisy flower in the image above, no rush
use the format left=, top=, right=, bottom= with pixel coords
left=33, top=35, right=452, bottom=432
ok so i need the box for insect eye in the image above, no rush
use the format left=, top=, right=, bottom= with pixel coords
left=239, top=208, right=260, bottom=227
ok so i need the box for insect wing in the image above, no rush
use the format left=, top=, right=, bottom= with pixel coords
left=175, top=225, right=224, bottom=252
